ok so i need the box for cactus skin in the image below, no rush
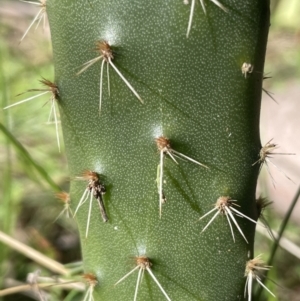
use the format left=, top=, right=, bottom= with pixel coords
left=47, top=0, right=270, bottom=300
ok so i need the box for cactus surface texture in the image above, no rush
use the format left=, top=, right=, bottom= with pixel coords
left=47, top=0, right=270, bottom=300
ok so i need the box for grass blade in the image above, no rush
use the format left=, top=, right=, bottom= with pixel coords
left=0, top=123, right=61, bottom=192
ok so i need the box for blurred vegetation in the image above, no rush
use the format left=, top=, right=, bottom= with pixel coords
left=0, top=0, right=299, bottom=300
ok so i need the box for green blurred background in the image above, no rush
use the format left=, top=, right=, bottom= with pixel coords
left=0, top=0, right=299, bottom=300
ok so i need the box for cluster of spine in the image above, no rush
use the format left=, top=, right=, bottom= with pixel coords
left=6, top=1, right=293, bottom=300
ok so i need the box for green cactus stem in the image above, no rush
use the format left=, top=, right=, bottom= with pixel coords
left=46, top=0, right=270, bottom=300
